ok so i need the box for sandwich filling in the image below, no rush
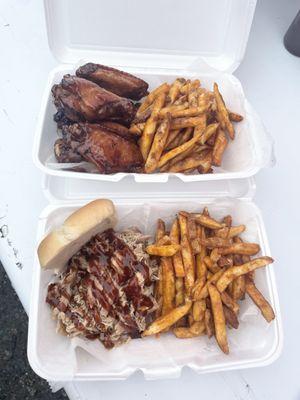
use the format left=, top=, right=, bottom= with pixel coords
left=46, top=228, right=157, bottom=348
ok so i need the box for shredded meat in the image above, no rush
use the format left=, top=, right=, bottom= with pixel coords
left=46, top=228, right=157, bottom=348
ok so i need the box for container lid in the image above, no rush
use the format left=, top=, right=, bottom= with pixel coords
left=44, top=0, right=257, bottom=73
left=43, top=176, right=256, bottom=203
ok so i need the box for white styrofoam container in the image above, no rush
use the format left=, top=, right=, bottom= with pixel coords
left=27, top=177, right=282, bottom=381
left=32, top=0, right=274, bottom=183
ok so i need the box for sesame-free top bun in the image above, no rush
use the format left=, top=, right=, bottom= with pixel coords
left=38, top=199, right=117, bottom=271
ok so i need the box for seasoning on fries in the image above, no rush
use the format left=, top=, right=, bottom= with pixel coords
left=132, top=78, right=243, bottom=174
left=142, top=207, right=275, bottom=355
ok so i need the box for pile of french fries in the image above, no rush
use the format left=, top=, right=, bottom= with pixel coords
left=143, top=208, right=275, bottom=354
left=130, top=79, right=243, bottom=174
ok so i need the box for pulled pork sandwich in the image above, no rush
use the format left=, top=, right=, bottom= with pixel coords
left=38, top=199, right=157, bottom=349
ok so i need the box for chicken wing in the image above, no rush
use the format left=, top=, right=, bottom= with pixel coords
left=76, top=63, right=148, bottom=100
left=54, top=123, right=144, bottom=173
left=52, top=75, right=135, bottom=126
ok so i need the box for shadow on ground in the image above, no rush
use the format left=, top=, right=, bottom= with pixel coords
left=0, top=263, right=67, bottom=400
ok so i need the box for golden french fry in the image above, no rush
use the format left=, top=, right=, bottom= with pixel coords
left=219, top=242, right=260, bottom=256
left=199, top=123, right=219, bottom=145
left=146, top=244, right=181, bottom=257
left=188, top=313, right=194, bottom=326
left=140, top=92, right=166, bottom=160
left=215, top=225, right=246, bottom=239
left=204, top=308, right=214, bottom=338
left=178, top=213, right=189, bottom=238
left=165, top=129, right=181, bottom=150
left=145, top=114, right=171, bottom=173
left=188, top=216, right=197, bottom=241
left=218, top=255, right=233, bottom=268
left=173, top=320, right=205, bottom=338
left=193, top=299, right=206, bottom=322
left=232, top=276, right=246, bottom=301
left=170, top=218, right=185, bottom=277
left=181, top=235, right=195, bottom=294
left=180, top=80, right=191, bottom=94
left=168, top=78, right=186, bottom=104
left=137, top=82, right=170, bottom=115
left=208, top=284, right=229, bottom=354
left=245, top=276, right=275, bottom=322
left=175, top=277, right=184, bottom=306
left=133, top=107, right=152, bottom=124
left=142, top=298, right=192, bottom=336
left=162, top=106, right=208, bottom=119
left=156, top=235, right=172, bottom=246
left=192, top=213, right=223, bottom=229
left=174, top=94, right=188, bottom=105
left=168, top=150, right=212, bottom=174
left=193, top=269, right=224, bottom=300
left=155, top=219, right=166, bottom=317
left=223, top=305, right=239, bottom=329
left=192, top=237, right=231, bottom=252
left=212, top=128, right=228, bottom=166
left=159, top=103, right=188, bottom=117
left=171, top=116, right=209, bottom=130
left=228, top=111, right=243, bottom=122
left=188, top=89, right=198, bottom=108
left=158, top=129, right=206, bottom=168
left=204, top=256, right=221, bottom=274
left=156, top=219, right=166, bottom=242
left=177, top=127, right=193, bottom=146
left=129, top=123, right=145, bottom=136
left=220, top=291, right=240, bottom=315
left=193, top=114, right=207, bottom=137
left=162, top=257, right=175, bottom=315
left=213, top=82, right=235, bottom=140
left=216, top=256, right=274, bottom=293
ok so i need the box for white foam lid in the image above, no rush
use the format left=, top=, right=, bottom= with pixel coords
left=44, top=0, right=257, bottom=73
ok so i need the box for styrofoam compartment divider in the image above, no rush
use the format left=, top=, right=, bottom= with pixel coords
left=28, top=195, right=282, bottom=381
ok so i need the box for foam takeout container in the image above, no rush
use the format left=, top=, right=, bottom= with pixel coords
left=27, top=176, right=282, bottom=381
left=33, top=0, right=274, bottom=183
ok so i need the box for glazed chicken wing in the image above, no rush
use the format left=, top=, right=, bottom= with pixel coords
left=54, top=123, right=143, bottom=173
left=76, top=63, right=148, bottom=100
left=52, top=75, right=135, bottom=126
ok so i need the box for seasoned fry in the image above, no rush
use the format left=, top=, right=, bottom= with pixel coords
left=188, top=217, right=197, bottom=241
left=213, top=82, right=235, bottom=140
left=156, top=235, right=172, bottom=246
left=178, top=213, right=189, bottom=238
left=204, top=256, right=221, bottom=274
left=161, top=257, right=175, bottom=315
left=173, top=321, right=205, bottom=338
left=168, top=150, right=212, bottom=173
left=145, top=114, right=171, bottom=173
left=181, top=235, right=195, bottom=294
left=199, top=123, right=219, bottom=145
left=218, top=255, right=233, bottom=268
left=192, top=213, right=224, bottom=229
left=165, top=129, right=182, bottom=150
left=129, top=122, right=145, bottom=136
left=228, top=111, right=243, bottom=122
left=142, top=299, right=192, bottom=336
left=192, top=237, right=231, bottom=253
left=193, top=299, right=206, bottom=322
left=133, top=107, right=152, bottom=124
left=208, top=284, right=229, bottom=354
left=159, top=103, right=188, bottom=117
left=215, top=225, right=246, bottom=239
left=158, top=129, right=206, bottom=168
left=231, top=243, right=247, bottom=301
left=170, top=218, right=185, bottom=277
left=137, top=82, right=170, bottom=115
left=219, top=242, right=260, bottom=256
left=175, top=277, right=184, bottom=306
left=245, top=276, right=275, bottom=322
left=174, top=94, right=188, bottom=105
left=161, top=106, right=208, bottom=119
left=223, top=305, right=239, bottom=329
left=168, top=78, right=186, bottom=104
left=220, top=291, right=240, bottom=314
left=146, top=244, right=181, bottom=257
left=216, top=256, right=274, bottom=292
left=204, top=308, right=214, bottom=338
left=140, top=92, right=166, bottom=160
left=193, top=269, right=224, bottom=300
left=171, top=116, right=208, bottom=130
left=212, top=128, right=228, bottom=166
left=156, top=219, right=166, bottom=242
left=177, top=127, right=193, bottom=146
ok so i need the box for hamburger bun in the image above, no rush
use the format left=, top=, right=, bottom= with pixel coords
left=38, top=199, right=117, bottom=271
